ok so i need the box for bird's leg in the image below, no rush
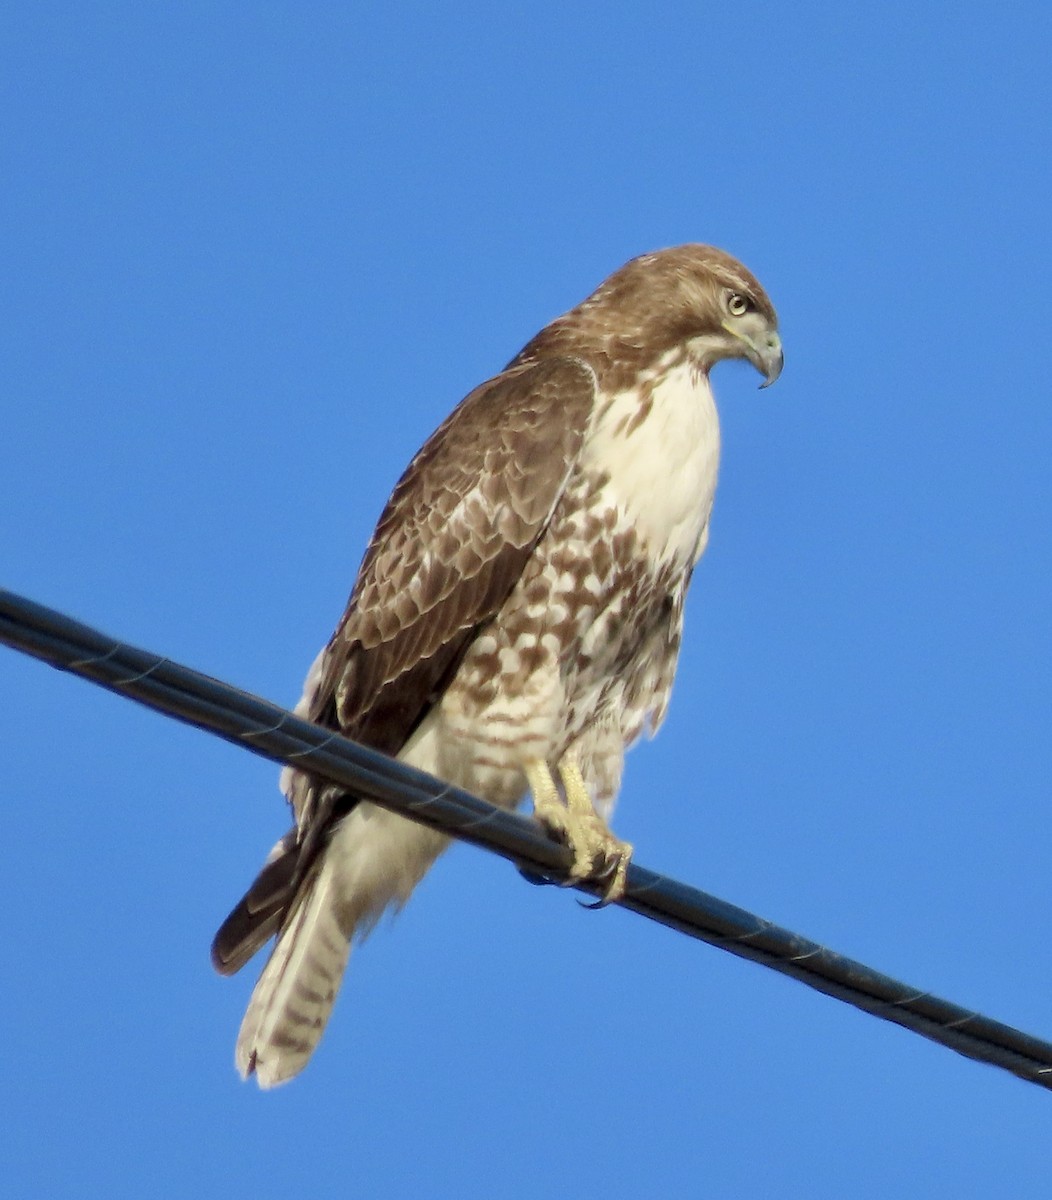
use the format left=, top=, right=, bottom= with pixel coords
left=525, top=758, right=571, bottom=844
left=559, top=759, right=633, bottom=903
left=525, top=757, right=633, bottom=903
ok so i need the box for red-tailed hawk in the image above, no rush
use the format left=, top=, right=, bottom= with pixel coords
left=213, top=244, right=782, bottom=1086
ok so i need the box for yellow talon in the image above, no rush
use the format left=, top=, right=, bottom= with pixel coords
left=526, top=757, right=633, bottom=902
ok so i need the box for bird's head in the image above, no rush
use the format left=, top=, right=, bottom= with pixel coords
left=577, top=244, right=783, bottom=387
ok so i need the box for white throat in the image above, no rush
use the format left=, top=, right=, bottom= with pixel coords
left=583, top=358, right=721, bottom=570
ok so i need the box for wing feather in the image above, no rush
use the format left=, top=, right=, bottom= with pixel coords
left=314, top=355, right=596, bottom=754
left=212, top=356, right=596, bottom=973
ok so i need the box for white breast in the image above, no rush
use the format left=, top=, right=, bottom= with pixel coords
left=582, top=358, right=721, bottom=570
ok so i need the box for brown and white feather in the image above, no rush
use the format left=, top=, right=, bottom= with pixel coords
left=212, top=243, right=780, bottom=1086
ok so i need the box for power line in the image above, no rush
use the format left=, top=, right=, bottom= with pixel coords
left=2, top=586, right=1050, bottom=1092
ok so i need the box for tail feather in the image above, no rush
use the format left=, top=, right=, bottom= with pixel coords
left=218, top=802, right=450, bottom=1087
left=235, top=854, right=350, bottom=1087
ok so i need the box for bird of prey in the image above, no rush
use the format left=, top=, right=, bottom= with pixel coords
left=212, top=244, right=782, bottom=1087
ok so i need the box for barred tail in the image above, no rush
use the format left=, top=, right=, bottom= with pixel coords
left=234, top=850, right=350, bottom=1087
left=215, top=802, right=449, bottom=1087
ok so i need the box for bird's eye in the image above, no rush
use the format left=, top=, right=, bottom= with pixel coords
left=727, top=292, right=751, bottom=317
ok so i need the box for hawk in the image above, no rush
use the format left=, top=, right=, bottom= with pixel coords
left=213, top=244, right=782, bottom=1087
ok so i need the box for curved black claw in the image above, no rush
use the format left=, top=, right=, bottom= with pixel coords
left=576, top=857, right=626, bottom=909
left=517, top=865, right=559, bottom=887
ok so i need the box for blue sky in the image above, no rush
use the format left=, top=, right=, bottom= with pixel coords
left=3, top=3, right=1051, bottom=1196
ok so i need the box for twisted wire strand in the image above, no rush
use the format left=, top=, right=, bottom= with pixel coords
left=1, top=588, right=1049, bottom=1091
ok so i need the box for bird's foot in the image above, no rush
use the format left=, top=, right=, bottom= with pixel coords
left=525, top=759, right=633, bottom=904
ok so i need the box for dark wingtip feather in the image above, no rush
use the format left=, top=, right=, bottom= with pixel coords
left=211, top=829, right=301, bottom=975
left=211, top=906, right=285, bottom=975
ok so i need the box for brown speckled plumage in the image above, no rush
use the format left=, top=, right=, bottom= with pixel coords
left=213, top=244, right=781, bottom=1086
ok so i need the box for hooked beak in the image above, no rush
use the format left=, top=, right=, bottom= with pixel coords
left=755, top=334, right=784, bottom=388
left=722, top=321, right=784, bottom=388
